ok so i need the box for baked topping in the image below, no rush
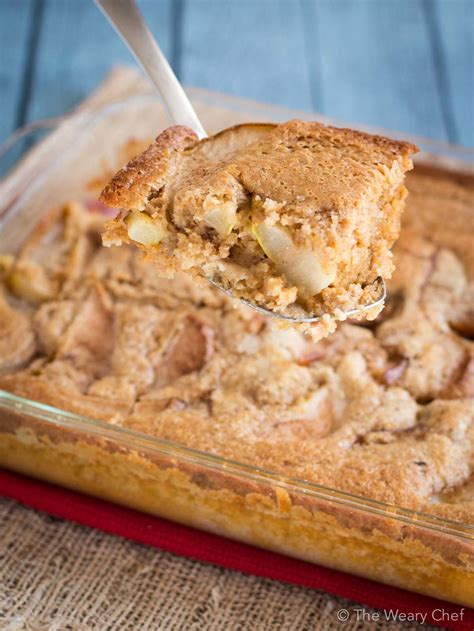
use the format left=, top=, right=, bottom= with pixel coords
left=101, top=121, right=417, bottom=339
left=0, top=164, right=472, bottom=522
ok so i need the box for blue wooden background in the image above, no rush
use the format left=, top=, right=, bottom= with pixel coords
left=1, top=0, right=473, bottom=148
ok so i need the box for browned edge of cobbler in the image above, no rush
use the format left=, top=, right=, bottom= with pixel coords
left=0, top=405, right=472, bottom=573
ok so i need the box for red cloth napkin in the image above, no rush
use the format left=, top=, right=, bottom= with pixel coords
left=0, top=468, right=471, bottom=630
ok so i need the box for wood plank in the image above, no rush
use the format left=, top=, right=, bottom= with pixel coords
left=181, top=0, right=313, bottom=110
left=303, top=0, right=447, bottom=140
left=25, top=0, right=174, bottom=123
left=432, top=0, right=474, bottom=146
left=0, top=0, right=35, bottom=142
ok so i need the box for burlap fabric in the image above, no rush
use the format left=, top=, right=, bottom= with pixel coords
left=0, top=498, right=439, bottom=631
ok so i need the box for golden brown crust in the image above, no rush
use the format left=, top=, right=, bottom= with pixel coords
left=101, top=121, right=416, bottom=212
left=0, top=160, right=472, bottom=607
left=100, top=125, right=198, bottom=209
left=282, top=119, right=418, bottom=155
left=0, top=373, right=132, bottom=422
left=0, top=164, right=472, bottom=525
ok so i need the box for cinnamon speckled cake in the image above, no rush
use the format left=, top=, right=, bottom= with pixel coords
left=0, top=163, right=472, bottom=605
left=1, top=163, right=472, bottom=516
left=100, top=121, right=417, bottom=339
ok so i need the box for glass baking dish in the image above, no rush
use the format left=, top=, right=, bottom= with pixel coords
left=0, top=89, right=473, bottom=607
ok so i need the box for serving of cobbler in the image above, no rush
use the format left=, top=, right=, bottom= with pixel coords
left=101, top=121, right=417, bottom=339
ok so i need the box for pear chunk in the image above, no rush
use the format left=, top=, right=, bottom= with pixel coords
left=126, top=211, right=168, bottom=246
left=253, top=223, right=335, bottom=295
left=203, top=206, right=236, bottom=236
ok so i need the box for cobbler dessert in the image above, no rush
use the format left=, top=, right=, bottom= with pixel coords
left=0, top=162, right=472, bottom=605
left=100, top=121, right=417, bottom=339
left=0, top=163, right=472, bottom=519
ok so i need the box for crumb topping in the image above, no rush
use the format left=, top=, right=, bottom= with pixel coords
left=0, top=164, right=472, bottom=522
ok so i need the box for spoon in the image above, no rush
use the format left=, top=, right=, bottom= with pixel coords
left=95, top=0, right=386, bottom=324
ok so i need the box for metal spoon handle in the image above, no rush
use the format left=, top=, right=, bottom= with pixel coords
left=95, top=0, right=206, bottom=139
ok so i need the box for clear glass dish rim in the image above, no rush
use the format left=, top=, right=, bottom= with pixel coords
left=0, top=90, right=473, bottom=541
